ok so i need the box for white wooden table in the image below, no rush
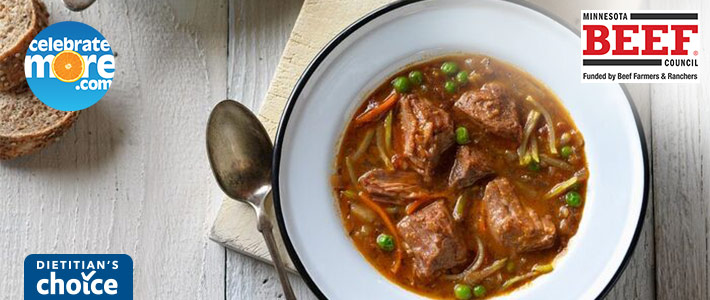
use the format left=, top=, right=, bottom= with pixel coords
left=1, top=0, right=708, bottom=299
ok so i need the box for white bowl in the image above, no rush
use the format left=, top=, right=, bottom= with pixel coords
left=272, top=0, right=649, bottom=299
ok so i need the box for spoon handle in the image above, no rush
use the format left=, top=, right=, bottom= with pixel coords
left=259, top=217, right=297, bottom=300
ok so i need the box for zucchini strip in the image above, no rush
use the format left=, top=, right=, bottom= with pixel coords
left=345, top=156, right=358, bottom=187
left=444, top=236, right=485, bottom=280
left=543, top=169, right=589, bottom=200
left=384, top=110, right=393, bottom=154
left=539, top=153, right=574, bottom=171
left=342, top=190, right=357, bottom=199
left=526, top=95, right=558, bottom=154
left=350, top=202, right=376, bottom=223
left=375, top=125, right=394, bottom=170
left=530, top=137, right=540, bottom=163
left=501, top=264, right=553, bottom=291
left=518, top=110, right=541, bottom=165
left=351, top=128, right=375, bottom=160
left=460, top=258, right=508, bottom=285
left=452, top=193, right=467, bottom=221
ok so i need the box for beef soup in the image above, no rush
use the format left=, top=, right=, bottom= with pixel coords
left=331, top=54, right=588, bottom=299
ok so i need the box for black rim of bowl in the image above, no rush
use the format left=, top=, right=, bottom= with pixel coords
left=271, top=0, right=651, bottom=299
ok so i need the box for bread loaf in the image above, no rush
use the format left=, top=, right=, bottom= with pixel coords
left=0, top=85, right=79, bottom=160
left=0, top=0, right=49, bottom=91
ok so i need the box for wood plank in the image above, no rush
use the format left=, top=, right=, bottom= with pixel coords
left=606, top=84, right=656, bottom=300
left=0, top=0, right=227, bottom=298
left=225, top=0, right=315, bottom=299
left=653, top=83, right=709, bottom=299
left=650, top=0, right=710, bottom=299
left=227, top=0, right=303, bottom=111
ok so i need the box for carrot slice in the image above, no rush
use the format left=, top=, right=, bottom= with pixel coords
left=477, top=216, right=487, bottom=233
left=477, top=204, right=487, bottom=233
left=403, top=193, right=449, bottom=215
left=405, top=198, right=436, bottom=215
left=358, top=192, right=403, bottom=273
left=355, top=91, right=400, bottom=124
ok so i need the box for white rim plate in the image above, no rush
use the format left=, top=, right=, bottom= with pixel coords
left=272, top=1, right=649, bottom=299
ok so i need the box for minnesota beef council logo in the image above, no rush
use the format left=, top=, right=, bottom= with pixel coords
left=581, top=10, right=700, bottom=83
left=25, top=21, right=114, bottom=111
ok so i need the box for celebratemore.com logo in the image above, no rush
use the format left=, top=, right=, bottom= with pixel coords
left=24, top=21, right=115, bottom=112
left=24, top=254, right=133, bottom=299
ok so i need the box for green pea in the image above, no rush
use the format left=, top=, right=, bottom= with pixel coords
left=473, top=285, right=486, bottom=298
left=376, top=233, right=395, bottom=252
left=454, top=284, right=472, bottom=300
left=456, top=127, right=470, bottom=145
left=441, top=61, right=459, bottom=76
left=445, top=80, right=457, bottom=94
left=565, top=191, right=582, bottom=207
left=560, top=146, right=574, bottom=158
left=408, top=70, right=424, bottom=85
left=391, top=76, right=411, bottom=93
left=528, top=161, right=541, bottom=171
left=456, top=71, right=469, bottom=85
left=505, top=261, right=516, bottom=273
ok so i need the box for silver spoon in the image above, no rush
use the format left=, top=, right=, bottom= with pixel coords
left=206, top=100, right=296, bottom=300
left=62, top=0, right=96, bottom=11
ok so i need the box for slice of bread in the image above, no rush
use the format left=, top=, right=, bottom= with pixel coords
left=0, top=85, right=79, bottom=160
left=0, top=0, right=49, bottom=91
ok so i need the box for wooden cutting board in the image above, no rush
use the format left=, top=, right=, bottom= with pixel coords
left=210, top=0, right=396, bottom=272
left=210, top=0, right=600, bottom=273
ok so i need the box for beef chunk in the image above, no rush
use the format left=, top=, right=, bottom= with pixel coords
left=358, top=169, right=427, bottom=203
left=453, top=82, right=522, bottom=141
left=396, top=200, right=468, bottom=282
left=483, top=178, right=556, bottom=253
left=397, top=94, right=455, bottom=181
left=448, top=144, right=494, bottom=189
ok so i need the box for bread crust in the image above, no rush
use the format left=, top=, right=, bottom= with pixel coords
left=0, top=111, right=79, bottom=160
left=0, top=0, right=50, bottom=91
left=0, top=85, right=79, bottom=160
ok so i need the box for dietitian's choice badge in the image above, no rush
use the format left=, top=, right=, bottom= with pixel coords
left=25, top=21, right=115, bottom=111
left=24, top=254, right=133, bottom=299
left=581, top=11, right=700, bottom=83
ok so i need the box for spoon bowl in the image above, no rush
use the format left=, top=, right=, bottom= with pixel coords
left=206, top=100, right=295, bottom=300
left=206, top=100, right=272, bottom=206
